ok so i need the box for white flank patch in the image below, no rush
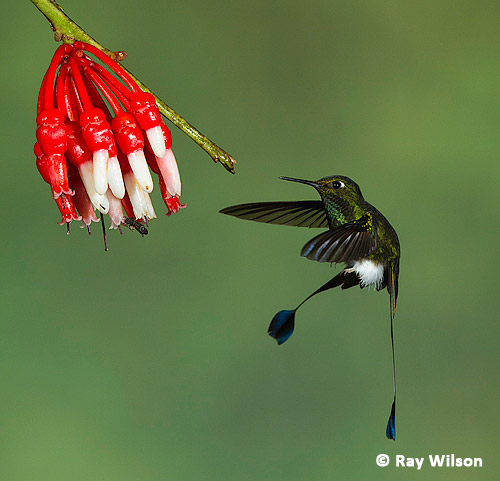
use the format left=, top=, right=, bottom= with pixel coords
left=352, top=259, right=385, bottom=289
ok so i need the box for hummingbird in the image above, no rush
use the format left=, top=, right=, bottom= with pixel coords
left=220, top=175, right=400, bottom=440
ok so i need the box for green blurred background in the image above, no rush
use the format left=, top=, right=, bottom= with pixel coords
left=1, top=1, right=499, bottom=479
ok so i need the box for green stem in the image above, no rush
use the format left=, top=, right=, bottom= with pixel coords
left=29, top=0, right=236, bottom=174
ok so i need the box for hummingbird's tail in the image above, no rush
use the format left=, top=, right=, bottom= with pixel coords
left=386, top=400, right=396, bottom=440
left=385, top=268, right=397, bottom=440
left=268, top=270, right=360, bottom=345
left=268, top=310, right=296, bottom=345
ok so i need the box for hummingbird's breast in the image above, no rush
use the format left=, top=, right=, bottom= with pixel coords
left=321, top=193, right=357, bottom=227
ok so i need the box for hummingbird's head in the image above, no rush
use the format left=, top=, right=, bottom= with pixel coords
left=280, top=175, right=364, bottom=203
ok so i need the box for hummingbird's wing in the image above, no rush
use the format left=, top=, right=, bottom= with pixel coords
left=219, top=201, right=328, bottom=228
left=301, top=215, right=377, bottom=264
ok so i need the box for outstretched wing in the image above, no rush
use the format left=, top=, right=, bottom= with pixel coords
left=219, top=201, right=328, bottom=228
left=301, top=215, right=377, bottom=264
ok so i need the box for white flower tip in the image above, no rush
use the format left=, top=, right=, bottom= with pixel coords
left=93, top=149, right=109, bottom=195
left=78, top=162, right=101, bottom=210
left=156, top=148, right=181, bottom=197
left=97, top=194, right=109, bottom=214
left=128, top=150, right=154, bottom=193
left=124, top=173, right=147, bottom=219
left=107, top=156, right=125, bottom=199
left=106, top=189, right=125, bottom=228
left=87, top=192, right=109, bottom=214
left=142, top=190, right=157, bottom=220
left=164, top=148, right=181, bottom=196
left=146, top=125, right=166, bottom=158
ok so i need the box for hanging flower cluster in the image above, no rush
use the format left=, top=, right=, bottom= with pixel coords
left=35, top=42, right=185, bottom=246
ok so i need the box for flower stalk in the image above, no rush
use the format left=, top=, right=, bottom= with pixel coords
left=29, top=0, right=236, bottom=174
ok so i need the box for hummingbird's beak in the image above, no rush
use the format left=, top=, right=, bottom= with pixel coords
left=279, top=176, right=318, bottom=188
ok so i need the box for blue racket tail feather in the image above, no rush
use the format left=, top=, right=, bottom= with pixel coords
left=268, top=310, right=296, bottom=345
left=386, top=400, right=396, bottom=440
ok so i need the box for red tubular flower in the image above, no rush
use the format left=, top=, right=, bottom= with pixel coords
left=34, top=42, right=185, bottom=247
left=158, top=175, right=186, bottom=216
left=165, top=196, right=186, bottom=215
left=155, top=123, right=180, bottom=197
left=111, top=111, right=152, bottom=193
left=36, top=45, right=73, bottom=199
left=54, top=195, right=81, bottom=226
left=66, top=121, right=109, bottom=213
left=129, top=91, right=166, bottom=158
left=35, top=142, right=81, bottom=225
left=79, top=107, right=119, bottom=196
left=36, top=108, right=72, bottom=198
left=144, top=122, right=181, bottom=198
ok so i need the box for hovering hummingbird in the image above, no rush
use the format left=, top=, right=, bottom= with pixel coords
left=220, top=175, right=400, bottom=440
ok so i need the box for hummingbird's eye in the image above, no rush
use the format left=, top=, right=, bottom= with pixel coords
left=331, top=180, right=344, bottom=189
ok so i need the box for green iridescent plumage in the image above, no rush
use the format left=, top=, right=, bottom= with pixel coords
left=220, top=175, right=401, bottom=440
